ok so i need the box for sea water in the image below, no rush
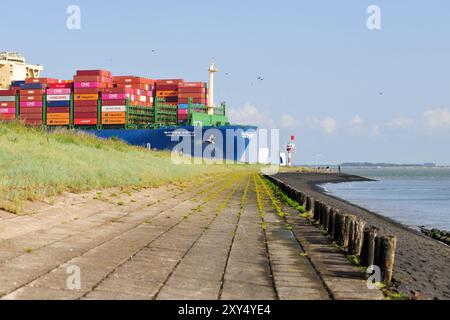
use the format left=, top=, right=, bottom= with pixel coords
left=321, top=167, right=450, bottom=231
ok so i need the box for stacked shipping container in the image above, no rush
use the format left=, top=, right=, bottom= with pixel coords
left=155, top=79, right=183, bottom=106
left=19, top=84, right=45, bottom=125
left=114, top=76, right=155, bottom=125
left=20, top=78, right=59, bottom=125
left=101, top=76, right=155, bottom=125
left=177, top=82, right=208, bottom=123
left=0, top=89, right=16, bottom=121
left=178, top=82, right=208, bottom=105
left=100, top=90, right=127, bottom=125
left=73, top=70, right=112, bottom=125
left=1, top=70, right=212, bottom=128
left=113, top=76, right=154, bottom=107
left=46, top=82, right=72, bottom=126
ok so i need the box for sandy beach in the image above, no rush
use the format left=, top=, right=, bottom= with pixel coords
left=274, top=172, right=450, bottom=300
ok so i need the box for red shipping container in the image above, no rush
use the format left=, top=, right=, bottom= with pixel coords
left=101, top=99, right=127, bottom=106
left=178, top=82, right=206, bottom=88
left=74, top=112, right=97, bottom=119
left=22, top=120, right=43, bottom=125
left=178, top=98, right=207, bottom=104
left=73, top=75, right=111, bottom=82
left=74, top=100, right=98, bottom=107
left=20, top=107, right=42, bottom=114
left=76, top=70, right=112, bottom=78
left=25, top=78, right=59, bottom=84
left=21, top=95, right=43, bottom=101
left=113, top=76, right=154, bottom=85
left=20, top=114, right=43, bottom=120
left=74, top=118, right=97, bottom=125
left=20, top=90, right=44, bottom=96
left=156, top=84, right=179, bottom=91
left=0, top=102, right=16, bottom=108
left=0, top=90, right=16, bottom=96
left=74, top=106, right=98, bottom=113
left=155, top=79, right=184, bottom=85
left=0, top=114, right=16, bottom=120
left=178, top=87, right=206, bottom=94
left=47, top=107, right=70, bottom=113
left=102, top=88, right=133, bottom=94
left=178, top=93, right=207, bottom=99
left=115, top=83, right=151, bottom=91
left=73, top=88, right=101, bottom=94
left=49, top=83, right=73, bottom=89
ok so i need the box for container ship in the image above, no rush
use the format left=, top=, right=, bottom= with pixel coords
left=0, top=53, right=256, bottom=162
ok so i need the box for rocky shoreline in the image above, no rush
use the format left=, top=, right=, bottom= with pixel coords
left=419, top=227, right=450, bottom=246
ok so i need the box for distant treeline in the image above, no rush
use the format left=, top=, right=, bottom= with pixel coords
left=340, top=162, right=437, bottom=168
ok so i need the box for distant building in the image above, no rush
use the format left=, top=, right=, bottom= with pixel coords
left=0, top=52, right=43, bottom=89
left=279, top=153, right=287, bottom=166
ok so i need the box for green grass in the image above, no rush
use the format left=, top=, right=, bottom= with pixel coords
left=260, top=176, right=306, bottom=213
left=383, top=290, right=409, bottom=300
left=0, top=122, right=257, bottom=213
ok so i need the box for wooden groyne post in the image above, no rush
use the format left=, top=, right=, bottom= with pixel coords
left=263, top=174, right=398, bottom=287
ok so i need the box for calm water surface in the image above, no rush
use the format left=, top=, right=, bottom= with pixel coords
left=321, top=167, right=450, bottom=231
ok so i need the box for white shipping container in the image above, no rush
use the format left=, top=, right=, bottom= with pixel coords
left=101, top=106, right=127, bottom=112
left=47, top=94, right=71, bottom=101
left=0, top=96, right=15, bottom=102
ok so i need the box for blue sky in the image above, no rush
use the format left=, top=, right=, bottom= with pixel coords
left=2, top=0, right=450, bottom=164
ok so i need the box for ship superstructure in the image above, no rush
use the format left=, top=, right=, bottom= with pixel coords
left=0, top=52, right=43, bottom=89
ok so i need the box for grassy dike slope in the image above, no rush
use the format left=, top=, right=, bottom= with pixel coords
left=0, top=122, right=255, bottom=213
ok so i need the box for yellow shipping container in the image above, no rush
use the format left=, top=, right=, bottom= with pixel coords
left=47, top=113, right=70, bottom=120
left=156, top=91, right=178, bottom=97
left=74, top=94, right=99, bottom=101
left=47, top=119, right=70, bottom=126
left=102, top=118, right=126, bottom=125
left=102, top=112, right=126, bottom=118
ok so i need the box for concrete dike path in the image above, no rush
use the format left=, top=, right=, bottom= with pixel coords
left=0, top=172, right=382, bottom=300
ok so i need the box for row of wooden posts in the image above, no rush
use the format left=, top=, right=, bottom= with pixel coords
left=265, top=175, right=397, bottom=286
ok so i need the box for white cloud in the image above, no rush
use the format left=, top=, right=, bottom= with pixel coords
left=351, top=115, right=364, bottom=127
left=424, top=108, right=450, bottom=129
left=307, top=116, right=337, bottom=135
left=371, top=125, right=381, bottom=137
left=322, top=117, right=337, bottom=134
left=386, top=117, right=414, bottom=129
left=228, top=103, right=276, bottom=128
left=281, top=114, right=297, bottom=128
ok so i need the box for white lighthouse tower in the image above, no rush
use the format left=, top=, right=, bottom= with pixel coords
left=286, top=135, right=295, bottom=167
left=207, top=62, right=218, bottom=115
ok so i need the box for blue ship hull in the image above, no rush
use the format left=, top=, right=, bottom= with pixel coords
left=90, top=125, right=257, bottom=162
